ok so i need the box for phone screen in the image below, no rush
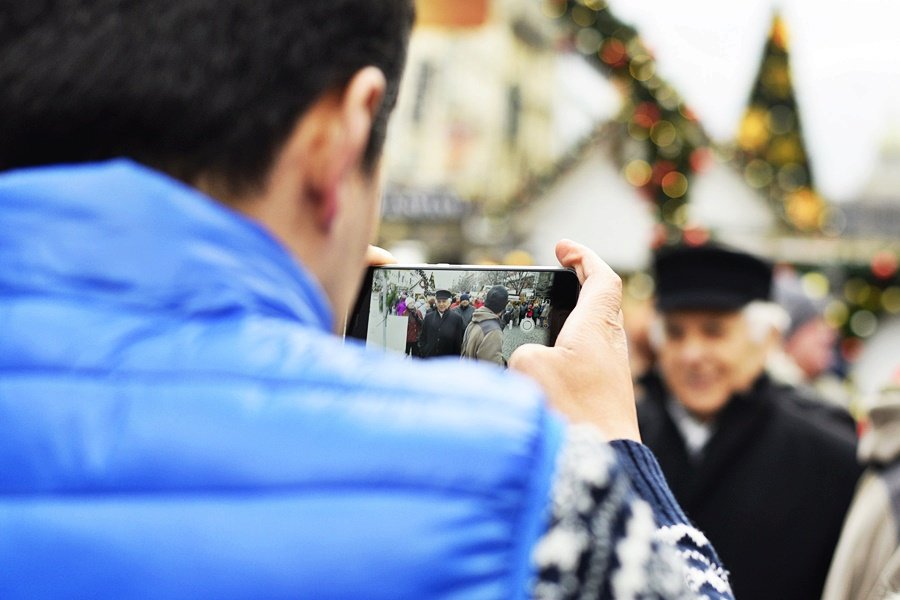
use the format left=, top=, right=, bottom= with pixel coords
left=346, top=265, right=579, bottom=365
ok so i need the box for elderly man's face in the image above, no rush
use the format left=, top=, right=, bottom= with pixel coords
left=436, top=298, right=451, bottom=313
left=657, top=309, right=770, bottom=421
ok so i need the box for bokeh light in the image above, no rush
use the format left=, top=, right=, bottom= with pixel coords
left=776, top=163, right=807, bottom=191
left=824, top=300, right=849, bottom=329
left=583, top=0, right=607, bottom=10
left=633, top=102, right=660, bottom=128
left=661, top=171, right=688, bottom=198
left=650, top=120, right=677, bottom=147
left=871, top=250, right=899, bottom=279
left=503, top=249, right=534, bottom=266
left=738, top=108, right=769, bottom=151
left=600, top=38, right=627, bottom=66
left=849, top=310, right=878, bottom=338
left=767, top=105, right=795, bottom=135
left=629, top=55, right=655, bottom=81
left=571, top=4, right=598, bottom=27
left=624, top=160, right=653, bottom=187
left=766, top=135, right=803, bottom=165
left=683, top=226, right=709, bottom=246
left=881, top=287, right=900, bottom=314
left=800, top=271, right=830, bottom=299
left=670, top=205, right=688, bottom=226
left=575, top=28, right=603, bottom=54
left=785, top=188, right=824, bottom=231
left=761, top=59, right=790, bottom=98
left=843, top=278, right=871, bottom=304
left=626, top=271, right=655, bottom=301
left=626, top=122, right=650, bottom=141
left=540, top=0, right=567, bottom=19
left=744, top=159, right=774, bottom=188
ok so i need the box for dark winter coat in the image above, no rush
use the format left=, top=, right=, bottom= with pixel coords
left=637, top=372, right=862, bottom=600
left=453, top=303, right=475, bottom=328
left=418, top=309, right=465, bottom=358
left=406, top=308, right=422, bottom=344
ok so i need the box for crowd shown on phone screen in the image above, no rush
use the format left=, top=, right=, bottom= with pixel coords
left=392, top=287, right=554, bottom=365
left=1, top=1, right=896, bottom=599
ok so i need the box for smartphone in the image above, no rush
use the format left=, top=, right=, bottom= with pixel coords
left=346, top=265, right=580, bottom=364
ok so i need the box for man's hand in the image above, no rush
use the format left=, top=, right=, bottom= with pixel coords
left=508, top=240, right=640, bottom=442
left=366, top=245, right=396, bottom=266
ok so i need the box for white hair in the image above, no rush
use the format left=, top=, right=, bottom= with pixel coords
left=648, top=301, right=790, bottom=350
left=743, top=301, right=790, bottom=343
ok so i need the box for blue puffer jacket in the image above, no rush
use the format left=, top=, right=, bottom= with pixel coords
left=0, top=161, right=564, bottom=599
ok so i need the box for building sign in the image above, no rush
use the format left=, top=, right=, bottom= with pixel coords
left=381, top=187, right=472, bottom=221
left=841, top=201, right=900, bottom=238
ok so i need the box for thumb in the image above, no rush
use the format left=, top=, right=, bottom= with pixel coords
left=553, top=239, right=624, bottom=348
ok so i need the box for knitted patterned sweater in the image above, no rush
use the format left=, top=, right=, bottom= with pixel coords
left=532, top=426, right=732, bottom=599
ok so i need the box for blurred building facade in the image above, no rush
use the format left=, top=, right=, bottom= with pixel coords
left=380, top=0, right=616, bottom=263
left=380, top=1, right=900, bottom=273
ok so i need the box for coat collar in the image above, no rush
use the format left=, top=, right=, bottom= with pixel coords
left=0, top=160, right=333, bottom=331
left=640, top=371, right=775, bottom=510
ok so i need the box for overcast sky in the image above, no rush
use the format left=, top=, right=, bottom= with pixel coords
left=604, top=0, right=900, bottom=202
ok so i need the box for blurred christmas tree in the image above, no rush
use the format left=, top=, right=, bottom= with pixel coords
left=736, top=14, right=829, bottom=233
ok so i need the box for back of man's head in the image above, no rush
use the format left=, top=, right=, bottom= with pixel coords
left=485, top=286, right=508, bottom=315
left=0, top=0, right=415, bottom=195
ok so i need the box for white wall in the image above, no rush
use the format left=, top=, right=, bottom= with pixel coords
left=518, top=147, right=655, bottom=272
left=689, top=160, right=775, bottom=239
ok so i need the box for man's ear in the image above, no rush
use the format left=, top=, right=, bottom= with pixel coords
left=299, top=66, right=386, bottom=231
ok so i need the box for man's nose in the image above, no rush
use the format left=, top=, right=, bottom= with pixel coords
left=677, top=336, right=706, bottom=363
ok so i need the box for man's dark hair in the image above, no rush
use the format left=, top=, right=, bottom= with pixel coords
left=0, top=0, right=415, bottom=194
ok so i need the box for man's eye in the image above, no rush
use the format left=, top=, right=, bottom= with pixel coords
left=702, top=324, right=723, bottom=337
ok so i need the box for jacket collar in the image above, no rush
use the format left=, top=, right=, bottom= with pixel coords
left=640, top=371, right=774, bottom=509
left=0, top=160, right=333, bottom=331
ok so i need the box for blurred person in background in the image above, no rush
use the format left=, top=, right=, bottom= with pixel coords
left=770, top=269, right=854, bottom=412
left=769, top=270, right=858, bottom=438
left=637, top=243, right=861, bottom=600
left=0, top=1, right=735, bottom=597
left=823, top=367, right=900, bottom=600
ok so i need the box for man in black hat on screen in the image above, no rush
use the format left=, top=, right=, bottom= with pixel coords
left=636, top=243, right=861, bottom=600
left=417, top=289, right=465, bottom=358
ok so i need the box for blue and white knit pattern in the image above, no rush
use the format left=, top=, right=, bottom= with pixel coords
left=532, top=425, right=733, bottom=599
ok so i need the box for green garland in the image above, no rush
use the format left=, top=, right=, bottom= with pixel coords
left=542, top=0, right=708, bottom=243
